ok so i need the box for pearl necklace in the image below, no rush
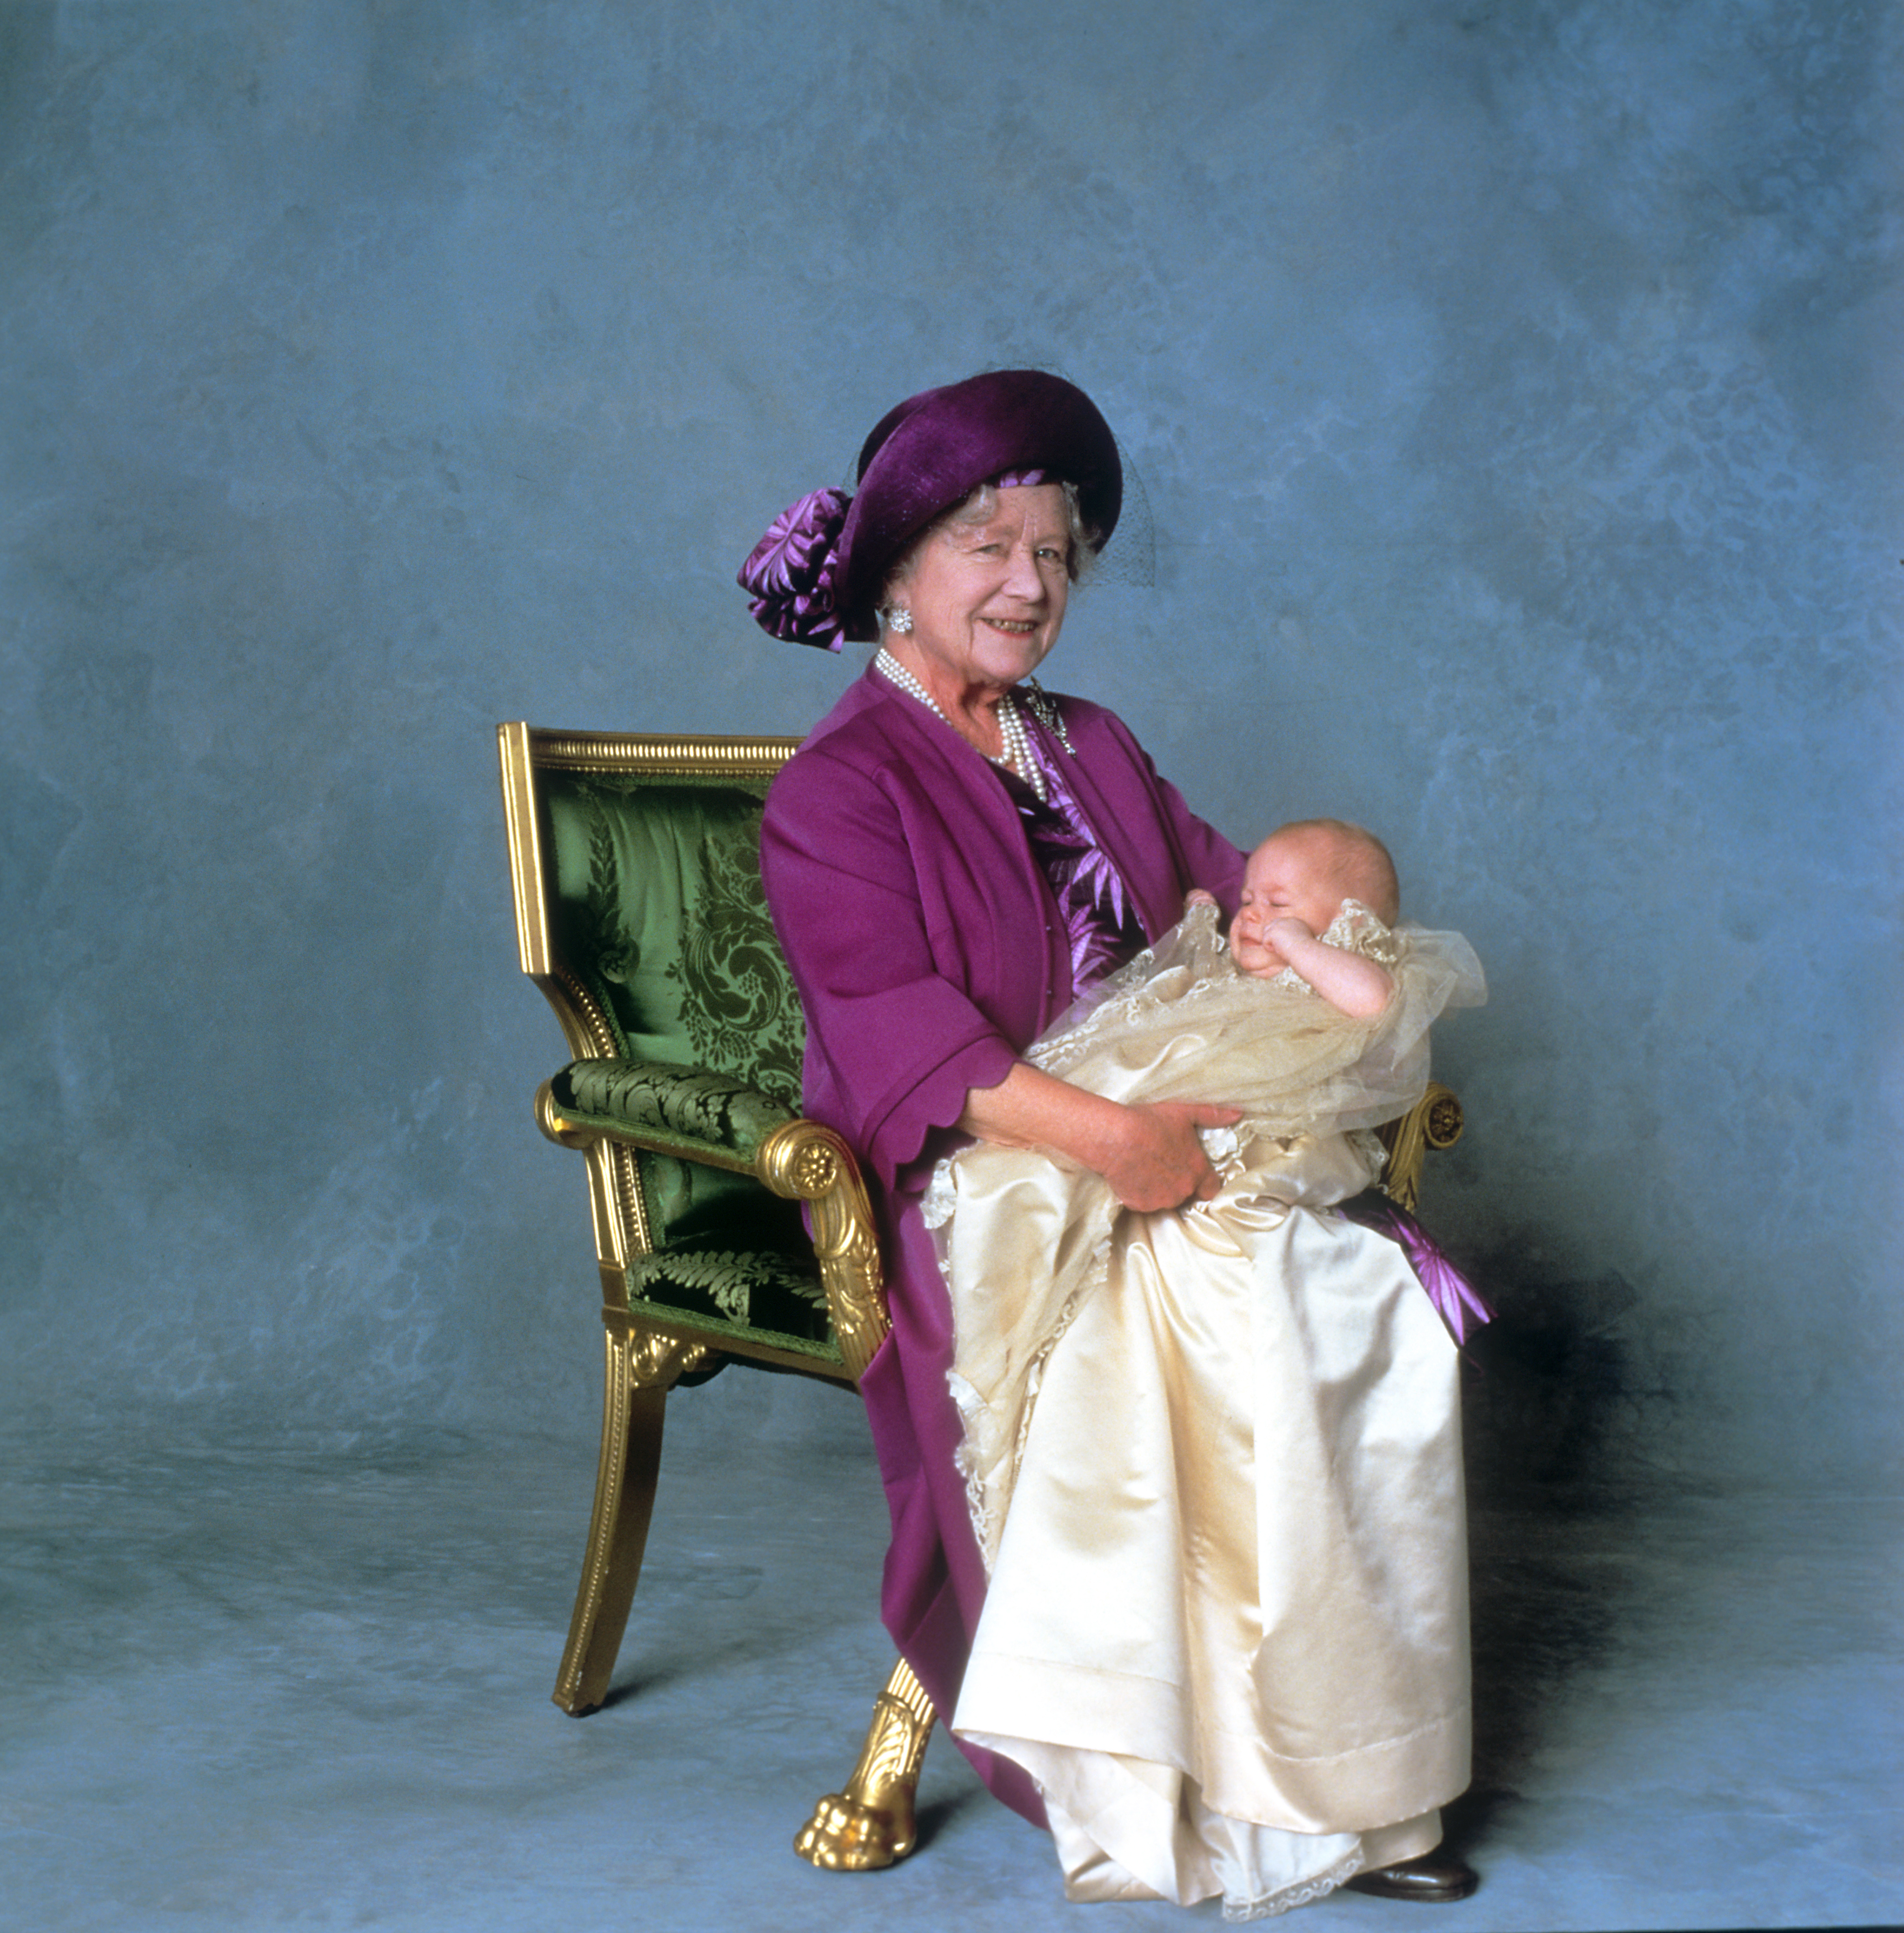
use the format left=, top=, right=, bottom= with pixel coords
left=876, top=648, right=1047, bottom=801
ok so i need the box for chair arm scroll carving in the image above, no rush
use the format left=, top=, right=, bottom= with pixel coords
left=1376, top=1081, right=1463, bottom=1216
left=758, top=1121, right=889, bottom=1384
left=535, top=1078, right=595, bottom=1151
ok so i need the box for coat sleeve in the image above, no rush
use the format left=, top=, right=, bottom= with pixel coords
left=760, top=743, right=1023, bottom=1191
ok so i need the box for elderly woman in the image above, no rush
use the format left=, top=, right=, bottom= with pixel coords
left=741, top=371, right=1476, bottom=1918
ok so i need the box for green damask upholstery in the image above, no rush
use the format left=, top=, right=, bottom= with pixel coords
left=545, top=1056, right=833, bottom=1356
left=554, top=1057, right=795, bottom=1157
left=537, top=769, right=835, bottom=1361
left=542, top=773, right=805, bottom=1097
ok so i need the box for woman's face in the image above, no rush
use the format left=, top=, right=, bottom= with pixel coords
left=894, top=483, right=1072, bottom=695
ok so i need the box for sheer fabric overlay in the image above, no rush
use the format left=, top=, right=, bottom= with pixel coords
left=1031, top=897, right=1482, bottom=1144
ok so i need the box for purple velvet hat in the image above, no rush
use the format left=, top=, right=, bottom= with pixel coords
left=738, top=370, right=1123, bottom=649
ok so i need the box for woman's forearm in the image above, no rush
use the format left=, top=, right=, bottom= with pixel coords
left=958, top=1061, right=1130, bottom=1163
left=958, top=1062, right=1241, bottom=1211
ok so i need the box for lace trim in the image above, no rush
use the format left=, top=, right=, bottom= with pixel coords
left=994, top=1218, right=1112, bottom=1543
left=919, top=1158, right=957, bottom=1231
left=1222, top=1847, right=1365, bottom=1922
left=947, top=1224, right=1115, bottom=1571
left=927, top=1160, right=1001, bottom=1551
left=1267, top=898, right=1400, bottom=996
left=933, top=1150, right=1117, bottom=1573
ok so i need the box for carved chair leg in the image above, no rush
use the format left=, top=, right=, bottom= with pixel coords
left=552, top=1323, right=709, bottom=1715
left=794, top=1656, right=936, bottom=1871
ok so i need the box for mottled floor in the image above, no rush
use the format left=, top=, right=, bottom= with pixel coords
left=2, top=1370, right=1898, bottom=1933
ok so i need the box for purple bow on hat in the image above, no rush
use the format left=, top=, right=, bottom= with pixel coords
left=737, top=487, right=853, bottom=650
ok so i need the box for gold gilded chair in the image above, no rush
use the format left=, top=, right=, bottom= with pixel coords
left=496, top=721, right=1465, bottom=1872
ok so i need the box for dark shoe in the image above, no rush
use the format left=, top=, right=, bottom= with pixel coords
left=1344, top=1852, right=1478, bottom=1902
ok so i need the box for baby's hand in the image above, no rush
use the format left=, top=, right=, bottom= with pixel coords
left=1263, top=916, right=1316, bottom=954
left=1183, top=888, right=1218, bottom=912
left=1229, top=906, right=1298, bottom=979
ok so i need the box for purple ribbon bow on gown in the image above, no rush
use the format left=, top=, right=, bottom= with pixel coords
left=1338, top=1191, right=1495, bottom=1348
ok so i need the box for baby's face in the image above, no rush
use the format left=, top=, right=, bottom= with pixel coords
left=1235, top=834, right=1348, bottom=942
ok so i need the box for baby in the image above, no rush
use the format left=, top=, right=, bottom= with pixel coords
left=930, top=815, right=1487, bottom=1568
left=1188, top=816, right=1401, bottom=1019
left=1008, top=808, right=1474, bottom=1157
left=943, top=829, right=1488, bottom=1920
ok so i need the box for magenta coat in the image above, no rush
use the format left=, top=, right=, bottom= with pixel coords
left=760, top=666, right=1246, bottom=1824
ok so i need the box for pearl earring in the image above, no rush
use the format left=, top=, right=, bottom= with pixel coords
left=885, top=606, right=913, bottom=634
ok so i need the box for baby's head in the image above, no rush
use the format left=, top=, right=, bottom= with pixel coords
left=1236, top=819, right=1399, bottom=948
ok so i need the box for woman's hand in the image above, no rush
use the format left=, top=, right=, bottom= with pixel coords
left=959, top=1063, right=1241, bottom=1212
left=1095, top=1100, right=1243, bottom=1211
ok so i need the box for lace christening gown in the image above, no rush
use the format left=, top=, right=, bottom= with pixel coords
left=926, top=901, right=1487, bottom=1920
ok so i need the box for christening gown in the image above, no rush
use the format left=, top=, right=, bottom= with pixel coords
left=925, top=900, right=1487, bottom=1920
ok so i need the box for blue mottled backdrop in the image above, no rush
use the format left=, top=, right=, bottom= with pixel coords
left=2, top=0, right=1897, bottom=1488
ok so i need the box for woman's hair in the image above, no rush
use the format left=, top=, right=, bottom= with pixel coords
left=881, top=480, right=1097, bottom=606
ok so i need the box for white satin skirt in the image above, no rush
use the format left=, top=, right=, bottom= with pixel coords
left=950, top=1156, right=1470, bottom=1921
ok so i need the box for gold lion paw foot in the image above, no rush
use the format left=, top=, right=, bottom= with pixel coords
left=793, top=1787, right=919, bottom=1871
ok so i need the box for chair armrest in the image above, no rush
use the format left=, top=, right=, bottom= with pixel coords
left=539, top=1059, right=795, bottom=1173
left=536, top=1059, right=892, bottom=1381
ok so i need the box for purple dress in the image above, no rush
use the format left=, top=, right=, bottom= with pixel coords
left=996, top=750, right=1149, bottom=997
left=760, top=667, right=1245, bottom=1823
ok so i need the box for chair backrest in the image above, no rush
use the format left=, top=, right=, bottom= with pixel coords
left=500, top=726, right=807, bottom=1095
left=500, top=726, right=846, bottom=1367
